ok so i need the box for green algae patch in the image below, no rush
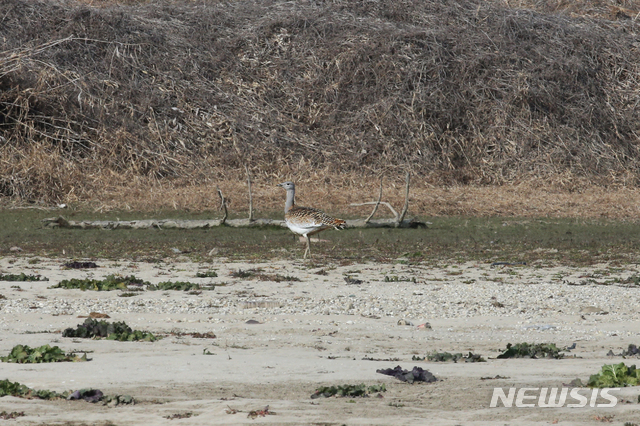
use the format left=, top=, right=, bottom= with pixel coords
left=148, top=281, right=214, bottom=291
left=63, top=318, right=158, bottom=342
left=1, top=344, right=87, bottom=363
left=0, top=379, right=68, bottom=399
left=0, top=273, right=48, bottom=282
left=587, top=363, right=640, bottom=388
left=497, top=343, right=564, bottom=359
left=50, top=275, right=148, bottom=291
left=311, top=384, right=386, bottom=399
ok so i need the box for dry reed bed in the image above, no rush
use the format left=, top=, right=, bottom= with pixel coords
left=1, top=0, right=640, bottom=207
left=10, top=178, right=637, bottom=220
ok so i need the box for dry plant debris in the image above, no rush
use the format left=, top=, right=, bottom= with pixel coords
left=170, top=331, right=216, bottom=339
left=229, top=269, right=299, bottom=282
left=414, top=351, right=486, bottom=362
left=68, top=389, right=134, bottom=405
left=593, top=414, right=615, bottom=422
left=85, top=312, right=110, bottom=319
left=148, top=281, right=215, bottom=291
left=0, top=411, right=26, bottom=420
left=68, top=389, right=103, bottom=403
left=230, top=269, right=261, bottom=279
left=376, top=366, right=437, bottom=383
left=247, top=405, right=275, bottom=419
left=164, top=412, right=195, bottom=420
left=63, top=261, right=98, bottom=269
left=607, top=344, right=640, bottom=357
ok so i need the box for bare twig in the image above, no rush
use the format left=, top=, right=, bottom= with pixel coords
left=244, top=164, right=253, bottom=222
left=217, top=186, right=228, bottom=224
left=396, top=171, right=410, bottom=227
left=350, top=201, right=398, bottom=220
left=364, top=175, right=383, bottom=223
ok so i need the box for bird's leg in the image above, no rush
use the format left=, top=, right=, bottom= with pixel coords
left=303, top=234, right=311, bottom=259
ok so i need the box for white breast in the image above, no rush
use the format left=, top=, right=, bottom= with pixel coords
left=285, top=219, right=328, bottom=236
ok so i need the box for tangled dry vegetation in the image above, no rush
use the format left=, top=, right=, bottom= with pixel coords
left=1, top=0, right=640, bottom=211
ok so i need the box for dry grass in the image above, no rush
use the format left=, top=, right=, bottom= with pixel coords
left=6, top=174, right=637, bottom=220
left=498, top=0, right=640, bottom=20
left=2, top=0, right=640, bottom=212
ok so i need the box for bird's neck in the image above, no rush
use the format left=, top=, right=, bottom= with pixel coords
left=285, top=189, right=295, bottom=213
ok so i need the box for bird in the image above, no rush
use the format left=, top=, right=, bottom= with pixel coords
left=277, top=181, right=347, bottom=259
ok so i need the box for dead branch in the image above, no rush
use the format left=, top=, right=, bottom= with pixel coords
left=217, top=186, right=227, bottom=224
left=42, top=216, right=426, bottom=229
left=396, top=171, right=410, bottom=228
left=244, top=164, right=254, bottom=222
left=41, top=216, right=280, bottom=229
left=350, top=201, right=398, bottom=221
left=364, top=176, right=383, bottom=223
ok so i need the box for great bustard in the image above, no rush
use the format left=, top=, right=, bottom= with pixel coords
left=277, top=181, right=347, bottom=259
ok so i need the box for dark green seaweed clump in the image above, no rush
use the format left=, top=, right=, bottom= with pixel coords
left=63, top=261, right=98, bottom=269
left=50, top=275, right=149, bottom=291
left=311, top=384, right=386, bottom=399
left=0, top=411, right=26, bottom=420
left=196, top=271, right=218, bottom=278
left=62, top=318, right=157, bottom=342
left=424, top=351, right=486, bottom=362
left=148, top=281, right=213, bottom=291
left=1, top=344, right=87, bottom=363
left=587, top=363, right=640, bottom=388
left=0, top=379, right=67, bottom=399
left=0, top=273, right=48, bottom=282
left=497, top=343, right=564, bottom=359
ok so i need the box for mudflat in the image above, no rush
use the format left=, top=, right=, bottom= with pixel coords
left=0, top=256, right=638, bottom=425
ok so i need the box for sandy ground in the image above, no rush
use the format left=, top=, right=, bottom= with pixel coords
left=0, top=255, right=639, bottom=425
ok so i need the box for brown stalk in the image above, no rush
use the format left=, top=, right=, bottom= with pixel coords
left=364, top=175, right=383, bottom=223
left=217, top=186, right=228, bottom=224
left=396, top=172, right=411, bottom=227
left=244, top=164, right=254, bottom=222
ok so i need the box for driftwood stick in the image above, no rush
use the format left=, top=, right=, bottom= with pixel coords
left=217, top=186, right=228, bottom=224
left=350, top=201, right=398, bottom=220
left=364, top=176, right=383, bottom=224
left=244, top=164, right=254, bottom=222
left=42, top=216, right=424, bottom=229
left=396, top=171, right=411, bottom=227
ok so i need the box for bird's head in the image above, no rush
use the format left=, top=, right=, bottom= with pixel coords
left=277, top=181, right=295, bottom=190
